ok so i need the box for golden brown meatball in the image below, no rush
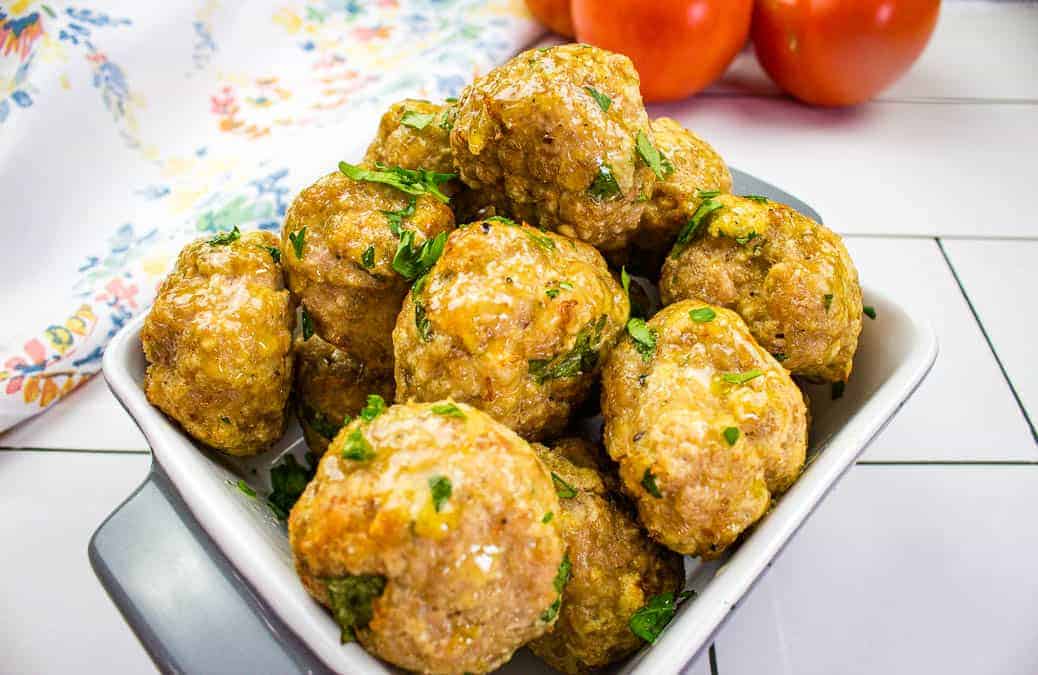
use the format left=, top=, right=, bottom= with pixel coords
left=282, top=169, right=454, bottom=365
left=660, top=194, right=862, bottom=382
left=363, top=99, right=456, bottom=175
left=289, top=401, right=566, bottom=675
left=529, top=440, right=684, bottom=674
left=635, top=117, right=732, bottom=256
left=293, top=334, right=394, bottom=456
left=142, top=229, right=293, bottom=455
left=601, top=301, right=808, bottom=557
left=450, top=44, right=657, bottom=252
left=393, top=218, right=629, bottom=440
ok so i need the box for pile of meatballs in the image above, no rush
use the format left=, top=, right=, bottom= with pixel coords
left=141, top=44, right=862, bottom=675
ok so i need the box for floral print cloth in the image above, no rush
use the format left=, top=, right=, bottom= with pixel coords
left=0, top=0, right=540, bottom=431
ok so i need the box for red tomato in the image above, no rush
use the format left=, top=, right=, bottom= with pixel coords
left=752, top=0, right=941, bottom=107
left=525, top=0, right=575, bottom=38
left=571, top=0, right=753, bottom=103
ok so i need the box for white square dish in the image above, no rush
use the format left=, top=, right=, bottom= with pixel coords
left=101, top=283, right=936, bottom=675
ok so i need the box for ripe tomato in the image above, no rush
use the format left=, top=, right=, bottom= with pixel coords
left=525, top=0, right=575, bottom=38
left=752, top=0, right=941, bottom=106
left=571, top=0, right=753, bottom=103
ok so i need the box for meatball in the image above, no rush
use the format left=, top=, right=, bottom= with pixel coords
left=529, top=439, right=684, bottom=674
left=364, top=99, right=456, bottom=176
left=282, top=169, right=454, bottom=365
left=142, top=230, right=294, bottom=455
left=660, top=194, right=862, bottom=382
left=393, top=218, right=629, bottom=440
left=289, top=401, right=566, bottom=674
left=293, top=334, right=394, bottom=456
left=634, top=117, right=732, bottom=258
left=601, top=301, right=808, bottom=557
left=450, top=43, right=656, bottom=252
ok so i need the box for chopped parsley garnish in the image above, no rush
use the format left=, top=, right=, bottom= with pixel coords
left=415, top=301, right=431, bottom=341
left=627, top=318, right=657, bottom=362
left=772, top=352, right=788, bottom=362
left=485, top=215, right=516, bottom=225
left=621, top=266, right=631, bottom=298
left=722, top=369, right=763, bottom=384
left=628, top=590, right=696, bottom=643
left=588, top=163, right=621, bottom=200
left=299, top=401, right=342, bottom=440
left=382, top=198, right=416, bottom=236
left=428, top=475, right=452, bottom=512
left=529, top=316, right=607, bottom=384
left=341, top=428, right=375, bottom=461
left=672, top=198, right=724, bottom=257
left=301, top=308, right=315, bottom=340
left=289, top=227, right=306, bottom=259
left=235, top=479, right=256, bottom=498
left=542, top=511, right=554, bottom=524
left=551, top=472, right=577, bottom=499
left=584, top=85, right=612, bottom=112
left=267, top=454, right=316, bottom=520
left=723, top=427, right=740, bottom=446
left=437, top=106, right=456, bottom=131
left=361, top=245, right=376, bottom=269
left=689, top=307, right=716, bottom=323
left=743, top=194, right=769, bottom=203
left=734, top=231, right=758, bottom=245
left=864, top=305, right=877, bottom=320
left=360, top=394, right=386, bottom=422
left=541, top=555, right=572, bottom=622
left=636, top=130, right=670, bottom=180
left=262, top=245, right=281, bottom=263
left=431, top=402, right=465, bottom=419
left=832, top=381, right=846, bottom=400
left=326, top=575, right=386, bottom=643
left=823, top=293, right=834, bottom=311
left=220, top=416, right=231, bottom=424
left=338, top=160, right=455, bottom=204
left=546, top=281, right=573, bottom=299
left=393, top=230, right=447, bottom=280
left=524, top=228, right=556, bottom=250
left=697, top=190, right=721, bottom=199
left=208, top=226, right=241, bottom=246
left=641, top=468, right=662, bottom=498
left=400, top=109, right=435, bottom=130
left=546, top=288, right=560, bottom=299
left=444, top=96, right=458, bottom=103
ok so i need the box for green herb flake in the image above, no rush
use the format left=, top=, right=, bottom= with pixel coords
left=428, top=475, right=452, bottom=512
left=636, top=130, right=669, bottom=180
left=629, top=590, right=695, bottom=643
left=444, top=96, right=458, bottom=103
left=268, top=454, right=317, bottom=520
left=339, top=160, right=456, bottom=204
left=341, top=428, right=375, bottom=461
left=485, top=215, right=516, bottom=225
left=641, top=468, right=662, bottom=498
left=689, top=307, right=716, bottom=323
left=289, top=227, right=306, bottom=259
left=551, top=472, right=577, bottom=499
left=301, top=308, right=315, bottom=341
left=260, top=245, right=281, bottom=264
left=541, top=555, right=573, bottom=622
left=584, top=85, right=612, bottom=112
left=220, top=416, right=231, bottom=424
left=542, top=511, right=554, bottom=524
left=393, top=230, right=448, bottom=280
left=672, top=198, right=724, bottom=257
left=299, top=401, right=342, bottom=440
left=621, top=266, right=631, bottom=299
left=627, top=318, right=657, bottom=362
left=743, top=194, right=770, bottom=203
left=722, top=369, right=763, bottom=385
left=415, top=301, right=431, bottom=341
left=697, top=190, right=721, bottom=199
left=207, top=226, right=241, bottom=246
left=528, top=316, right=606, bottom=384
left=437, top=107, right=456, bottom=131
left=588, top=163, right=622, bottom=200
left=723, top=427, right=740, bottom=446
left=430, top=402, right=465, bottom=419
left=734, top=231, right=758, bottom=246
left=326, top=575, right=387, bottom=643
left=360, top=394, right=386, bottom=422
left=864, top=305, right=877, bottom=320
left=773, top=352, right=788, bottom=362
left=400, top=110, right=435, bottom=130
left=235, top=478, right=256, bottom=498
left=546, top=288, right=560, bottom=299
left=361, top=245, right=376, bottom=269
left=382, top=197, right=416, bottom=237
left=523, top=228, right=556, bottom=250
left=832, top=381, right=846, bottom=400
left=823, top=293, right=834, bottom=311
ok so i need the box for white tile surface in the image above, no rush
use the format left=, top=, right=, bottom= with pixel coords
left=941, top=239, right=1038, bottom=430
left=0, top=450, right=154, bottom=674
left=650, top=98, right=1037, bottom=239
left=714, top=465, right=1038, bottom=675
left=0, top=375, right=147, bottom=452
left=711, top=2, right=1038, bottom=102
left=844, top=237, right=1035, bottom=461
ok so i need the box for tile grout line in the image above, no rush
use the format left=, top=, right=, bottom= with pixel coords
left=0, top=446, right=151, bottom=455
left=936, top=237, right=1038, bottom=443
left=857, top=460, right=1038, bottom=467
left=841, top=233, right=1038, bottom=241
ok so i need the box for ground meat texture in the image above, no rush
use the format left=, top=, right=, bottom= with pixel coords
left=293, top=334, right=394, bottom=456
left=601, top=301, right=808, bottom=558
left=450, top=43, right=656, bottom=253
left=288, top=401, right=565, bottom=675
left=660, top=194, right=862, bottom=382
left=141, top=231, right=294, bottom=456
left=393, top=219, right=629, bottom=441
left=364, top=99, right=457, bottom=176
left=281, top=170, right=454, bottom=365
left=529, top=440, right=684, bottom=674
